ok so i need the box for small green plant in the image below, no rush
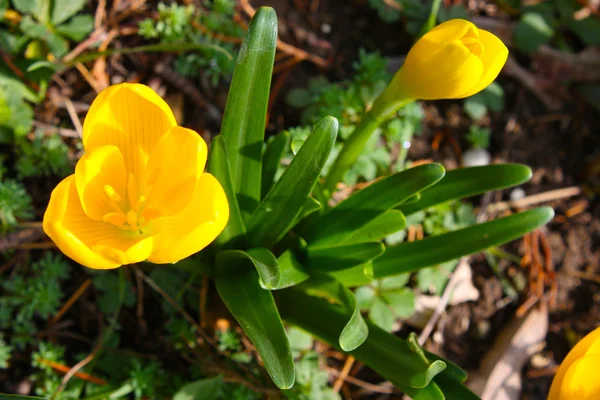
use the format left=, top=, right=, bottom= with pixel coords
left=511, top=0, right=600, bottom=52
left=0, top=334, right=12, bottom=369
left=1, top=253, right=70, bottom=348
left=463, top=82, right=505, bottom=121
left=355, top=274, right=416, bottom=331
left=0, top=0, right=93, bottom=142
left=0, top=178, right=32, bottom=231
left=15, top=131, right=72, bottom=178
left=466, top=126, right=492, bottom=150
left=139, top=0, right=242, bottom=87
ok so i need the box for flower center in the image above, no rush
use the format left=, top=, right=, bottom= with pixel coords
left=101, top=173, right=162, bottom=233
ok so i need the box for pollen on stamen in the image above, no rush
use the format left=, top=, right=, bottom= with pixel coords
left=132, top=195, right=147, bottom=213
left=127, top=210, right=139, bottom=230
left=103, top=212, right=127, bottom=227
left=103, top=185, right=122, bottom=202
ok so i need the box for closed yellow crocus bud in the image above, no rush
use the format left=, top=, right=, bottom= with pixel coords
left=388, top=19, right=508, bottom=101
left=548, top=327, right=600, bottom=400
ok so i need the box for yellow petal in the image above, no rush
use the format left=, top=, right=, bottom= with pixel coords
left=457, top=29, right=509, bottom=98
left=558, top=353, right=600, bottom=400
left=394, top=39, right=484, bottom=100
left=549, top=327, right=600, bottom=400
left=43, top=175, right=121, bottom=270
left=75, top=145, right=127, bottom=221
left=82, top=83, right=177, bottom=178
left=92, top=235, right=154, bottom=266
left=143, top=126, right=208, bottom=216
left=147, top=173, right=229, bottom=264
left=424, top=19, right=479, bottom=43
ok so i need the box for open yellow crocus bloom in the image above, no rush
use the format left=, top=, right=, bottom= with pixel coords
left=43, top=83, right=229, bottom=269
left=548, top=327, right=600, bottom=400
left=390, top=19, right=509, bottom=101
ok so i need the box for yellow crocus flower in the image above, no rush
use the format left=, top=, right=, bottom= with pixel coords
left=43, top=83, right=229, bottom=269
left=388, top=18, right=509, bottom=101
left=548, top=327, right=600, bottom=400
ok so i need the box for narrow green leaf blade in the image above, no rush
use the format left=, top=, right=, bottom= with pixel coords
left=261, top=131, right=290, bottom=198
left=434, top=375, right=481, bottom=400
left=216, top=256, right=294, bottom=389
left=279, top=289, right=449, bottom=395
left=305, top=163, right=445, bottom=247
left=327, top=262, right=374, bottom=287
left=221, top=7, right=277, bottom=218
left=208, top=135, right=246, bottom=247
left=294, top=197, right=322, bottom=226
left=246, top=117, right=338, bottom=248
left=373, top=207, right=554, bottom=278
left=397, top=164, right=532, bottom=216
left=274, top=250, right=310, bottom=290
left=342, top=210, right=406, bottom=245
left=303, top=276, right=368, bottom=351
left=308, top=242, right=385, bottom=272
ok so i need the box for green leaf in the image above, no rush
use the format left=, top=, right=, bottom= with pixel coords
left=220, top=7, right=277, bottom=218
left=383, top=288, right=416, bottom=319
left=369, top=297, right=395, bottom=331
left=294, top=197, right=322, bottom=227
left=207, top=135, right=246, bottom=247
left=0, top=395, right=47, bottom=400
left=51, top=0, right=87, bottom=26
left=55, top=14, right=93, bottom=41
left=397, top=164, right=532, bottom=216
left=215, top=256, right=294, bottom=389
left=342, top=210, right=406, bottom=245
left=279, top=289, right=447, bottom=395
left=327, top=262, right=373, bottom=287
left=418, top=261, right=458, bottom=294
left=434, top=375, right=480, bottom=400
left=12, top=0, right=48, bottom=22
left=275, top=250, right=310, bottom=289
left=354, top=286, right=376, bottom=310
left=305, top=163, right=445, bottom=247
left=303, top=276, right=368, bottom=351
left=308, top=242, right=385, bottom=272
left=246, top=116, right=338, bottom=248
left=513, top=12, right=554, bottom=52
left=373, top=207, right=554, bottom=278
left=379, top=274, right=410, bottom=290
left=173, top=376, right=224, bottom=400
left=46, top=33, right=68, bottom=58
left=261, top=131, right=290, bottom=198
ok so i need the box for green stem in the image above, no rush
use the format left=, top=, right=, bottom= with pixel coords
left=421, top=0, right=443, bottom=37
left=323, top=84, right=413, bottom=195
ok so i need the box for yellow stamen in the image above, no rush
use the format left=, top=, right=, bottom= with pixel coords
left=103, top=185, right=122, bottom=202
left=127, top=173, right=138, bottom=207
left=127, top=210, right=139, bottom=230
left=132, top=195, right=146, bottom=213
left=103, top=212, right=127, bottom=227
left=142, top=208, right=162, bottom=222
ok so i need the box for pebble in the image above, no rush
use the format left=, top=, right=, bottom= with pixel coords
left=462, top=148, right=491, bottom=167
